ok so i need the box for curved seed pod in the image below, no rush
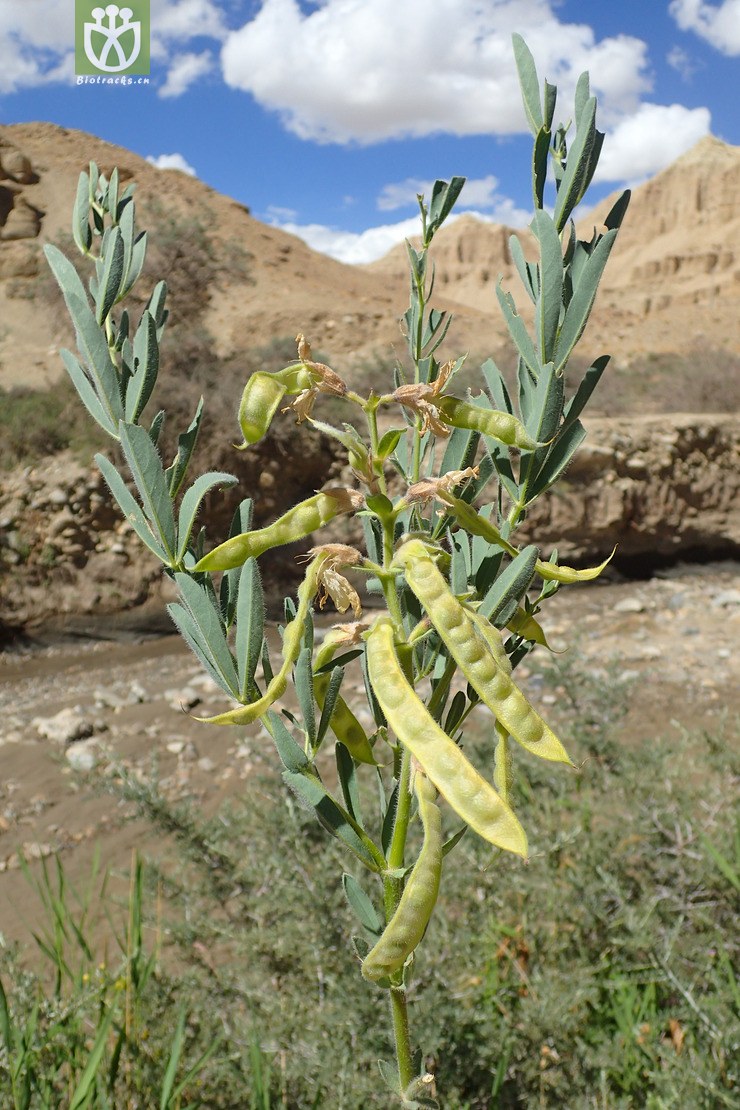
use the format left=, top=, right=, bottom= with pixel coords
left=395, top=540, right=573, bottom=765
left=193, top=489, right=362, bottom=573
left=314, top=633, right=377, bottom=765
left=465, top=607, right=512, bottom=675
left=366, top=618, right=527, bottom=856
left=196, top=558, right=322, bottom=725
left=437, top=396, right=540, bottom=450
left=362, top=771, right=443, bottom=983
left=438, top=492, right=614, bottom=583
left=493, top=723, right=513, bottom=806
left=237, top=366, right=315, bottom=449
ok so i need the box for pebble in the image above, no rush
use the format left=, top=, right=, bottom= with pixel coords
left=33, top=706, right=94, bottom=745
left=614, top=597, right=646, bottom=614
left=66, top=739, right=99, bottom=772
left=163, top=686, right=201, bottom=710
left=711, top=590, right=740, bottom=608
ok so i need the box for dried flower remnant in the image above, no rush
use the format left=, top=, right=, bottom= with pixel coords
left=392, top=358, right=456, bottom=437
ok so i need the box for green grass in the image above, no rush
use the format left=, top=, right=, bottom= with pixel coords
left=2, top=658, right=737, bottom=1108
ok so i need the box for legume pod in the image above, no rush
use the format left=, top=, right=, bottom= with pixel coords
left=362, top=771, right=443, bottom=983
left=196, top=558, right=322, bottom=725
left=193, top=488, right=361, bottom=573
left=366, top=618, right=527, bottom=856
left=395, top=539, right=573, bottom=765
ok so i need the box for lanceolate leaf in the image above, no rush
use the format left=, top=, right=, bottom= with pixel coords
left=342, top=873, right=382, bottom=941
left=72, top=172, right=92, bottom=254
left=61, top=349, right=118, bottom=436
left=44, top=244, right=124, bottom=429
left=125, top=311, right=159, bottom=423
left=235, top=558, right=265, bottom=700
left=119, top=422, right=177, bottom=562
left=166, top=398, right=203, bottom=499
left=176, top=471, right=237, bottom=563
left=95, top=452, right=167, bottom=561
left=95, top=225, right=124, bottom=324
left=174, top=573, right=239, bottom=697
left=480, top=545, right=539, bottom=626
left=562, top=354, right=610, bottom=429
left=553, top=229, right=618, bottom=372
left=282, top=770, right=383, bottom=871
left=527, top=417, right=587, bottom=500
left=267, top=711, right=310, bottom=773
left=495, top=283, right=541, bottom=378
left=553, top=96, right=597, bottom=231
left=512, top=32, right=543, bottom=135
left=532, top=210, right=563, bottom=364
left=167, top=602, right=235, bottom=696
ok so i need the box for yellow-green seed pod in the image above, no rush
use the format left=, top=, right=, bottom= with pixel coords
left=395, top=540, right=573, bottom=765
left=314, top=633, right=376, bottom=765
left=492, top=723, right=513, bottom=806
left=196, top=558, right=322, bottom=725
left=193, top=489, right=361, bottom=573
left=506, top=607, right=551, bottom=647
left=437, top=397, right=540, bottom=450
left=366, top=618, right=527, bottom=857
left=438, top=492, right=614, bottom=584
left=362, top=771, right=443, bottom=983
left=236, top=365, right=315, bottom=449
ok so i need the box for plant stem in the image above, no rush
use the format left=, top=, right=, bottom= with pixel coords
left=389, top=985, right=414, bottom=1092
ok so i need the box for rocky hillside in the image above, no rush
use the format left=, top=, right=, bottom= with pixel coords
left=366, top=135, right=740, bottom=368
left=1, top=125, right=739, bottom=396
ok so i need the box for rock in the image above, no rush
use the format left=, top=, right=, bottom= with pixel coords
left=711, top=590, right=740, bottom=608
left=164, top=686, right=201, bottom=710
left=614, top=597, right=646, bottom=614
left=1, top=196, right=42, bottom=240
left=33, top=706, right=94, bottom=745
left=66, top=739, right=99, bottom=772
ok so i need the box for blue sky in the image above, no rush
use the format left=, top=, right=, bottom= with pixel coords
left=1, top=1, right=738, bottom=262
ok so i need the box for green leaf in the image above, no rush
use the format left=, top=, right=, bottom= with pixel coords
left=235, top=558, right=265, bottom=700
left=68, top=1007, right=115, bottom=1110
left=295, top=643, right=317, bottom=748
left=553, top=229, right=618, bottom=373
left=604, top=189, right=631, bottom=232
left=532, top=126, right=551, bottom=209
left=177, top=471, right=237, bottom=563
left=562, top=354, right=610, bottom=428
left=44, top=243, right=123, bottom=428
left=480, top=545, right=539, bottom=626
left=159, top=1006, right=187, bottom=1110
left=509, top=234, right=538, bottom=304
left=523, top=362, right=564, bottom=450
left=342, top=873, right=383, bottom=940
left=174, top=573, right=240, bottom=697
left=95, top=225, right=124, bottom=324
left=267, top=711, right=310, bottom=772
left=553, top=95, right=597, bottom=231
left=336, top=741, right=363, bottom=824
left=95, top=451, right=167, bottom=561
left=512, top=33, right=543, bottom=135
left=316, top=665, right=344, bottom=746
left=428, top=176, right=466, bottom=235
left=532, top=211, right=563, bottom=364
left=124, top=311, right=159, bottom=423
left=60, top=349, right=118, bottom=436
left=282, top=770, right=382, bottom=871
left=148, top=279, right=168, bottom=333
left=527, top=417, right=587, bottom=500
left=165, top=398, right=203, bottom=499
left=119, top=421, right=177, bottom=562
left=72, top=172, right=92, bottom=254
left=495, top=283, right=541, bottom=378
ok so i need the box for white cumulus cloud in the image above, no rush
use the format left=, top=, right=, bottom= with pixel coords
left=377, top=175, right=530, bottom=225
left=594, top=103, right=711, bottom=183
left=267, top=215, right=423, bottom=265
left=669, top=0, right=740, bottom=56
left=221, top=0, right=651, bottom=143
left=0, top=0, right=224, bottom=93
left=158, top=50, right=213, bottom=97
left=146, top=151, right=197, bottom=175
